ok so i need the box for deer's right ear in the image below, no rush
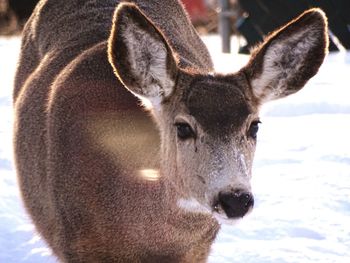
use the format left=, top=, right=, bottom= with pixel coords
left=243, top=8, right=328, bottom=104
left=108, top=3, right=178, bottom=105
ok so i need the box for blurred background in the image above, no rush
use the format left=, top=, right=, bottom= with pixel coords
left=1, top=1, right=350, bottom=262
left=1, top=0, right=350, bottom=53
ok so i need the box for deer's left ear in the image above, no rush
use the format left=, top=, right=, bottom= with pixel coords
left=243, top=8, right=329, bottom=104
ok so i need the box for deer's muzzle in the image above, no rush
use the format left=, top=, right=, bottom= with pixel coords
left=216, top=190, right=254, bottom=219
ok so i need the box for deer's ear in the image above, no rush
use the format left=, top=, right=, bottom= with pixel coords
left=108, top=3, right=178, bottom=105
left=244, top=8, right=328, bottom=104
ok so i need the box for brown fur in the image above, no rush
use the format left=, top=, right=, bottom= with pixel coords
left=13, top=1, right=328, bottom=262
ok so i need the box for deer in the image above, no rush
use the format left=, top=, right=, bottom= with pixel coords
left=13, top=0, right=328, bottom=262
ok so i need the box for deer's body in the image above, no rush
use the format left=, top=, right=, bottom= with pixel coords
left=13, top=0, right=328, bottom=262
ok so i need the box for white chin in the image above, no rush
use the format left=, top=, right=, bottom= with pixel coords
left=212, top=212, right=241, bottom=225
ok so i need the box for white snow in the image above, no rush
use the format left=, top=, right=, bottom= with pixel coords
left=1, top=35, right=350, bottom=263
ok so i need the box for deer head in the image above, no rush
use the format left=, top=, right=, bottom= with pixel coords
left=108, top=4, right=328, bottom=223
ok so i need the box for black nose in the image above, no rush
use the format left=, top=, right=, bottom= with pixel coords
left=218, top=190, right=254, bottom=218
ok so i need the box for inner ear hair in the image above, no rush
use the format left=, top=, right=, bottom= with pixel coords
left=244, top=8, right=328, bottom=103
left=108, top=3, right=178, bottom=102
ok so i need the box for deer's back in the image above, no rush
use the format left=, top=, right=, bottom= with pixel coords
left=14, top=0, right=212, bottom=98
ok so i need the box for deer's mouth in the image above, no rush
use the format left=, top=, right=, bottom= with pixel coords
left=212, top=211, right=241, bottom=225
left=212, top=204, right=253, bottom=225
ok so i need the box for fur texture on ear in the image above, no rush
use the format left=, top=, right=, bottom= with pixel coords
left=108, top=3, right=178, bottom=105
left=243, top=8, right=329, bottom=104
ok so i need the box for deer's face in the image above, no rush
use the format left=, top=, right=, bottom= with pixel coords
left=160, top=74, right=258, bottom=221
left=108, top=4, right=328, bottom=223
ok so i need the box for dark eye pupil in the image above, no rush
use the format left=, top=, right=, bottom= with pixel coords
left=176, top=123, right=194, bottom=140
left=248, top=121, right=260, bottom=139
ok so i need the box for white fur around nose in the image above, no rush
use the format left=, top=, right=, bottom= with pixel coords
left=239, top=153, right=249, bottom=178
left=177, top=198, right=211, bottom=214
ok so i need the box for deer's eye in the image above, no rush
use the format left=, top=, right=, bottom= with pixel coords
left=248, top=120, right=261, bottom=139
left=175, top=123, right=195, bottom=140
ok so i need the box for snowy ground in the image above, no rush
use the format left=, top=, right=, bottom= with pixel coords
left=1, top=35, right=349, bottom=263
